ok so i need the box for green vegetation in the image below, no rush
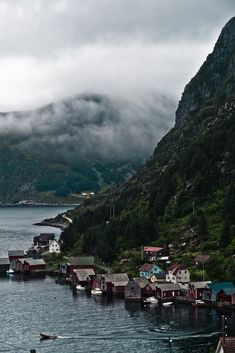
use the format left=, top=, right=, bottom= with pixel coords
left=60, top=19, right=235, bottom=281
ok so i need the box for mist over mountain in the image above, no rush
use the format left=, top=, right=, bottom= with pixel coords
left=60, top=17, right=235, bottom=278
left=0, top=92, right=174, bottom=202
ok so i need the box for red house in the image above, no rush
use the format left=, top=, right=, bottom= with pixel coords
left=144, top=247, right=169, bottom=261
left=16, top=258, right=46, bottom=272
left=217, top=288, right=235, bottom=305
left=187, top=281, right=211, bottom=301
left=154, top=283, right=181, bottom=300
left=8, top=250, right=26, bottom=270
left=65, top=256, right=95, bottom=274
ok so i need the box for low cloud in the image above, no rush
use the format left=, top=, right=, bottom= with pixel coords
left=0, top=93, right=175, bottom=163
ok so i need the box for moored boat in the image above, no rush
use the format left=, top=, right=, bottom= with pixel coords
left=6, top=269, right=15, bottom=275
left=76, top=284, right=86, bottom=291
left=192, top=300, right=207, bottom=307
left=91, top=288, right=102, bottom=295
left=144, top=296, right=158, bottom=304
left=162, top=301, right=173, bottom=306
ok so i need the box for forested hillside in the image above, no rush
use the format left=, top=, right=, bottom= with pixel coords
left=60, top=17, right=235, bottom=279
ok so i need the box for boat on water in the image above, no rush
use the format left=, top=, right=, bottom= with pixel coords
left=6, top=269, right=15, bottom=275
left=162, top=301, right=173, bottom=306
left=39, top=332, right=58, bottom=340
left=76, top=284, right=86, bottom=291
left=144, top=296, right=158, bottom=304
left=192, top=300, right=207, bottom=307
left=91, top=288, right=102, bottom=295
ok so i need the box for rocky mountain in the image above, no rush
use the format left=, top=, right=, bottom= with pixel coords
left=60, top=17, right=235, bottom=279
left=0, top=93, right=173, bottom=203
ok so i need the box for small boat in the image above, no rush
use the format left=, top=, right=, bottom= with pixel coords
left=76, top=284, right=86, bottom=291
left=163, top=301, right=173, bottom=306
left=91, top=288, right=102, bottom=295
left=144, top=296, right=158, bottom=304
left=6, top=269, right=15, bottom=275
left=192, top=300, right=207, bottom=307
left=39, top=332, right=58, bottom=340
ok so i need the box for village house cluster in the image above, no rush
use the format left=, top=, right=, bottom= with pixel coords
left=0, top=233, right=61, bottom=274
left=57, top=246, right=235, bottom=308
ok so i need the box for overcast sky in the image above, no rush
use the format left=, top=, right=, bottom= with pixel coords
left=0, top=0, right=234, bottom=113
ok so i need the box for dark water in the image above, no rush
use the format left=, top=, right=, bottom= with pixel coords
left=0, top=207, right=235, bottom=353
left=0, top=206, right=70, bottom=256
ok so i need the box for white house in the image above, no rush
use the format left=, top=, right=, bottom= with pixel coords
left=166, top=263, right=190, bottom=284
left=49, top=240, right=61, bottom=254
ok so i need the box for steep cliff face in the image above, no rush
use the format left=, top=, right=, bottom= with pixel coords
left=176, top=16, right=235, bottom=127
left=61, top=17, right=235, bottom=270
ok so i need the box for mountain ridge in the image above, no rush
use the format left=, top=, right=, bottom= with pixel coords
left=60, top=17, right=235, bottom=279
left=0, top=93, right=173, bottom=203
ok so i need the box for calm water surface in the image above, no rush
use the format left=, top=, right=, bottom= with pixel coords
left=0, top=207, right=234, bottom=353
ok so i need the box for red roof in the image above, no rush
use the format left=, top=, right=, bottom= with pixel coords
left=167, top=263, right=179, bottom=271
left=139, top=263, right=154, bottom=272
left=144, top=246, right=163, bottom=253
left=168, top=263, right=186, bottom=275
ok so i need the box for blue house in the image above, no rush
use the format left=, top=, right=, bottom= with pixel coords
left=203, top=282, right=235, bottom=303
left=139, top=263, right=165, bottom=280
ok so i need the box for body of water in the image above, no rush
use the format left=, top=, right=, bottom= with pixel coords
left=0, top=207, right=234, bottom=353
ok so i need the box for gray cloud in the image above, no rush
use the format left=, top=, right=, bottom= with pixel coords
left=0, top=94, right=175, bottom=163
left=0, top=0, right=234, bottom=162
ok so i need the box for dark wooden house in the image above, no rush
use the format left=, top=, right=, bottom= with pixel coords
left=72, top=268, right=96, bottom=287
left=125, top=277, right=152, bottom=301
left=101, top=273, right=129, bottom=296
left=33, top=233, right=55, bottom=248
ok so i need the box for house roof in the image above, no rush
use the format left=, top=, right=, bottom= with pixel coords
left=167, top=263, right=180, bottom=271
left=219, top=287, right=235, bottom=296
left=139, top=263, right=154, bottom=272
left=103, top=273, right=129, bottom=285
left=34, top=233, right=55, bottom=242
left=74, top=268, right=95, bottom=281
left=208, top=282, right=235, bottom=294
left=113, top=281, right=129, bottom=287
left=133, top=277, right=150, bottom=288
left=17, top=258, right=46, bottom=266
left=194, top=255, right=211, bottom=263
left=155, top=283, right=181, bottom=291
left=68, top=256, right=95, bottom=266
left=8, top=250, right=25, bottom=257
left=189, top=281, right=211, bottom=289
left=0, top=258, right=10, bottom=265
left=173, top=265, right=187, bottom=276
left=144, top=246, right=163, bottom=253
